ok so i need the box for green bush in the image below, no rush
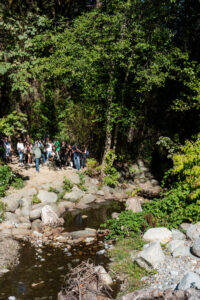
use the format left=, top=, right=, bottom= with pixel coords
left=103, top=150, right=120, bottom=187
left=102, top=210, right=149, bottom=240
left=32, top=194, right=41, bottom=204
left=11, top=177, right=25, bottom=189
left=0, top=201, right=6, bottom=222
left=77, top=172, right=88, bottom=192
left=84, top=158, right=99, bottom=177
left=62, top=177, right=73, bottom=192
left=0, top=165, right=14, bottom=197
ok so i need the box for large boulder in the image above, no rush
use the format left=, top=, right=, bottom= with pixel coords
left=2, top=194, right=21, bottom=213
left=37, top=190, right=58, bottom=204
left=58, top=201, right=75, bottom=210
left=126, top=197, right=142, bottom=213
left=4, top=212, right=20, bottom=224
left=171, top=228, right=186, bottom=241
left=172, top=246, right=191, bottom=258
left=66, top=173, right=80, bottom=185
left=138, top=181, right=161, bottom=198
left=177, top=272, right=200, bottom=290
left=191, top=238, right=200, bottom=257
left=167, top=240, right=185, bottom=253
left=64, top=190, right=84, bottom=202
left=143, top=227, right=172, bottom=244
left=20, top=198, right=32, bottom=218
left=134, top=242, right=165, bottom=270
left=41, top=205, right=62, bottom=227
left=186, top=222, right=200, bottom=241
left=29, top=207, right=43, bottom=221
left=70, top=229, right=96, bottom=239
left=81, top=194, right=96, bottom=205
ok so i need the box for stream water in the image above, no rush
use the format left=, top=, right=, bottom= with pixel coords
left=0, top=200, right=124, bottom=300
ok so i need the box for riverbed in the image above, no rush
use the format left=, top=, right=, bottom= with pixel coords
left=0, top=200, right=124, bottom=300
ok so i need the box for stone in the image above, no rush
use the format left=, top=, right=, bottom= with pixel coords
left=37, top=190, right=58, bottom=204
left=126, top=197, right=142, bottom=213
left=41, top=205, right=62, bottom=227
left=31, top=221, right=42, bottom=232
left=27, top=188, right=37, bottom=196
left=12, top=228, right=31, bottom=238
left=29, top=207, right=42, bottom=221
left=64, top=190, right=84, bottom=202
left=138, top=181, right=161, bottom=198
left=171, top=228, right=186, bottom=240
left=143, top=227, right=172, bottom=244
left=177, top=272, right=200, bottom=290
left=81, top=194, right=96, bottom=204
left=96, top=190, right=104, bottom=196
left=191, top=238, right=200, bottom=257
left=70, top=229, right=96, bottom=239
left=167, top=240, right=185, bottom=253
left=134, top=242, right=165, bottom=270
left=66, top=173, right=80, bottom=185
left=58, top=201, right=75, bottom=210
left=17, top=223, right=31, bottom=230
left=2, top=194, right=21, bottom=213
left=87, top=184, right=98, bottom=194
left=85, top=237, right=96, bottom=245
left=4, top=212, right=20, bottom=224
left=15, top=208, right=23, bottom=217
left=94, top=266, right=113, bottom=286
left=180, top=223, right=191, bottom=231
left=186, top=222, right=200, bottom=241
left=172, top=245, right=191, bottom=257
left=0, top=228, right=13, bottom=238
left=21, top=198, right=32, bottom=218
left=111, top=212, right=119, bottom=219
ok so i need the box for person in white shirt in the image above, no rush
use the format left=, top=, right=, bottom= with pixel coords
left=45, top=137, right=53, bottom=160
left=17, top=138, right=24, bottom=165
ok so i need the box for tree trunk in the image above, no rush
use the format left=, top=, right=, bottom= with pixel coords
left=113, top=124, right=118, bottom=152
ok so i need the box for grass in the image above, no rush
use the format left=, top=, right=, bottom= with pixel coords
left=32, top=194, right=41, bottom=204
left=11, top=177, right=25, bottom=189
left=108, top=237, right=156, bottom=297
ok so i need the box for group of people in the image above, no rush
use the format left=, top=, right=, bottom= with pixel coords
left=1, top=135, right=89, bottom=173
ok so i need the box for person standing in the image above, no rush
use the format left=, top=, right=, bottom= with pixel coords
left=46, top=137, right=53, bottom=160
left=17, top=138, right=24, bottom=165
left=3, top=137, right=12, bottom=163
left=72, top=143, right=81, bottom=170
left=54, top=137, right=60, bottom=152
left=33, top=141, right=42, bottom=173
left=60, top=141, right=67, bottom=168
left=81, top=144, right=88, bottom=168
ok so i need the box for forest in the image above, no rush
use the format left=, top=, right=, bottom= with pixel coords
left=1, top=0, right=200, bottom=222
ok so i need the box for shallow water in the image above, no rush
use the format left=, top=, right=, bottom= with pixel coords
left=0, top=200, right=124, bottom=300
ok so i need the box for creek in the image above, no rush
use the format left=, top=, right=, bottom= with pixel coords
left=0, top=200, right=124, bottom=300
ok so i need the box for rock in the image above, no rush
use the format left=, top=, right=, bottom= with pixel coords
left=27, top=188, right=37, bottom=196
left=18, top=216, right=30, bottom=223
left=12, top=228, right=31, bottom=238
left=70, top=229, right=96, bottom=239
left=15, top=208, right=23, bottom=217
left=143, top=227, right=172, bottom=244
left=0, top=228, right=13, bottom=238
left=2, top=194, right=21, bottom=213
left=85, top=237, right=96, bottom=245
left=171, top=228, right=186, bottom=240
left=126, top=197, right=142, bottom=213
left=180, top=223, right=191, bottom=231
left=17, top=223, right=31, bottom=230
left=177, top=272, right=200, bottom=290
left=134, top=242, right=165, bottom=270
left=96, top=190, right=104, bottom=196
left=191, top=238, right=200, bottom=257
left=41, top=205, right=62, bottom=227
left=66, top=173, right=80, bottom=185
left=4, top=212, right=20, bottom=224
left=29, top=207, right=42, bottom=221
left=102, top=186, right=113, bottom=194
left=37, top=190, right=58, bottom=204
left=186, top=222, right=200, bottom=241
left=113, top=192, right=128, bottom=200
left=138, top=181, right=161, bottom=198
left=87, top=183, right=98, bottom=194
left=64, top=190, right=84, bottom=202
left=0, top=238, right=20, bottom=274
left=81, top=194, right=96, bottom=205
left=21, top=198, right=32, bottom=218
left=172, top=245, right=191, bottom=257
left=167, top=240, right=185, bottom=253
left=94, top=266, right=113, bottom=286
left=58, top=201, right=75, bottom=210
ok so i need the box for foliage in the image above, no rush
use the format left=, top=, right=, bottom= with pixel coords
left=108, top=237, right=156, bottom=297
left=48, top=186, right=60, bottom=194
left=0, top=165, right=14, bottom=197
left=0, top=111, right=27, bottom=137
left=156, top=136, right=181, bottom=159
left=62, top=177, right=73, bottom=193
left=101, top=210, right=149, bottom=240
left=32, top=194, right=41, bottom=204
left=77, top=172, right=87, bottom=192
left=11, top=177, right=25, bottom=189
left=103, top=150, right=119, bottom=187
left=84, top=158, right=99, bottom=177
left=0, top=201, right=6, bottom=223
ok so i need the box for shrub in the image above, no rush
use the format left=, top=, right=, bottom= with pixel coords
left=62, top=177, right=73, bottom=192
left=11, top=177, right=25, bottom=189
left=0, top=165, right=14, bottom=197
left=84, top=158, right=99, bottom=177
left=103, top=150, right=120, bottom=187
left=77, top=172, right=88, bottom=192
left=32, top=194, right=41, bottom=204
